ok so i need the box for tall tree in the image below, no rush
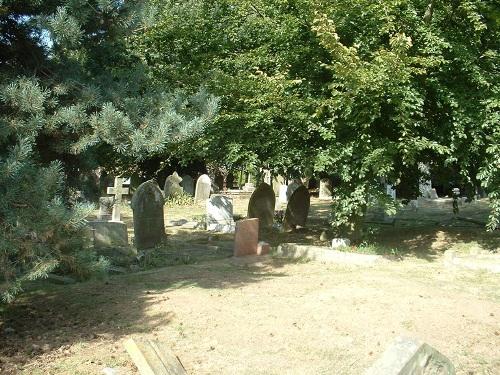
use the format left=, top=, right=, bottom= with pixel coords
left=0, top=0, right=218, bottom=302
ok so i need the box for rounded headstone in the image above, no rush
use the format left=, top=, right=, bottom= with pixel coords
left=247, top=183, right=275, bottom=229
left=283, top=185, right=310, bottom=231
left=286, top=179, right=302, bottom=200
left=131, top=180, right=165, bottom=250
left=180, top=174, right=194, bottom=196
left=195, top=174, right=211, bottom=202
left=163, top=172, right=183, bottom=198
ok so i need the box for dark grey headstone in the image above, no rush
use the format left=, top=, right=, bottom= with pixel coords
left=180, top=175, right=194, bottom=196
left=283, top=185, right=310, bottom=231
left=286, top=179, right=302, bottom=200
left=163, top=172, right=183, bottom=198
left=131, top=180, right=165, bottom=250
left=248, top=183, right=275, bottom=229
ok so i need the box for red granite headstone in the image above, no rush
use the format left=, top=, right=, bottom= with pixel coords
left=234, top=218, right=259, bottom=256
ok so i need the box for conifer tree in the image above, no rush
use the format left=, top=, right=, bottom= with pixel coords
left=0, top=0, right=218, bottom=302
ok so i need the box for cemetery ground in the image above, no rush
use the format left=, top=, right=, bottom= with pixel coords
left=1, top=198, right=499, bottom=374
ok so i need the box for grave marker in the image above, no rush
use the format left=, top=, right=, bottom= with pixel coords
left=247, top=183, right=275, bottom=229
left=163, top=172, right=183, bottom=198
left=194, top=174, right=211, bottom=202
left=131, top=180, right=165, bottom=250
left=283, top=185, right=310, bottom=231
left=180, top=174, right=194, bottom=196
left=206, top=195, right=235, bottom=233
left=234, top=218, right=260, bottom=257
left=107, top=177, right=129, bottom=222
left=319, top=178, right=332, bottom=200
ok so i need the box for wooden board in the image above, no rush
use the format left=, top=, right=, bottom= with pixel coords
left=123, top=338, right=186, bottom=375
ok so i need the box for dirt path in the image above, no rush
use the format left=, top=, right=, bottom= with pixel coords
left=1, top=255, right=499, bottom=374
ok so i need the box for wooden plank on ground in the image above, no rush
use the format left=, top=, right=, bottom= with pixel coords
left=123, top=338, right=186, bottom=375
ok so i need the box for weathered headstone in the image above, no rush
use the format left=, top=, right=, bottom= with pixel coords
left=247, top=183, right=275, bottom=229
left=234, top=218, right=259, bottom=256
left=163, top=172, right=183, bottom=198
left=365, top=336, right=455, bottom=375
left=180, top=174, right=194, bottom=196
left=386, top=184, right=396, bottom=200
left=418, top=163, right=433, bottom=198
left=206, top=195, right=235, bottom=233
left=106, top=177, right=129, bottom=222
left=319, top=178, right=333, bottom=200
left=131, top=180, right=165, bottom=250
left=283, top=185, right=310, bottom=231
left=98, top=196, right=114, bottom=221
left=194, top=174, right=211, bottom=202
left=430, top=188, right=439, bottom=199
left=286, top=179, right=302, bottom=200
left=88, top=221, right=128, bottom=248
left=272, top=175, right=286, bottom=197
left=278, top=185, right=288, bottom=204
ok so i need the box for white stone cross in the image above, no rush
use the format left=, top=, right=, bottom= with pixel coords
left=107, top=177, right=129, bottom=222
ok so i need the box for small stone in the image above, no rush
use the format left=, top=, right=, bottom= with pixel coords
left=320, top=230, right=329, bottom=241
left=331, top=238, right=350, bottom=249
left=102, top=367, right=119, bottom=375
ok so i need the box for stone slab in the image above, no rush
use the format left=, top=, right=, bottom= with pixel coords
left=365, top=336, right=455, bottom=375
left=257, top=241, right=270, bottom=255
left=123, top=337, right=186, bottom=375
left=234, top=218, right=259, bottom=257
left=276, top=243, right=386, bottom=265
left=88, top=220, right=128, bottom=247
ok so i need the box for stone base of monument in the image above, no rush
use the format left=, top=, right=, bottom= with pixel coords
left=365, top=336, right=455, bottom=375
left=88, top=221, right=128, bottom=248
left=276, top=243, right=386, bottom=265
left=207, top=222, right=236, bottom=233
left=444, top=250, right=500, bottom=273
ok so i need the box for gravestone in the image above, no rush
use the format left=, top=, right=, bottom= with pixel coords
left=180, top=174, right=194, bottom=196
left=319, top=178, right=333, bottom=200
left=234, top=218, right=259, bottom=256
left=88, top=221, right=128, bottom=248
left=206, top=195, right=235, bottom=233
left=365, top=336, right=455, bottom=375
left=386, top=184, right=396, bottom=200
left=98, top=196, right=114, bottom=221
left=278, top=185, right=289, bottom=204
left=286, top=179, right=302, bottom=200
left=194, top=174, right=211, bottom=202
left=163, top=172, right=183, bottom=198
left=131, top=180, right=165, bottom=250
left=430, top=188, right=439, bottom=199
left=247, top=183, right=275, bottom=229
left=283, top=185, right=310, bottom=231
left=272, top=175, right=286, bottom=196
left=107, top=177, right=129, bottom=222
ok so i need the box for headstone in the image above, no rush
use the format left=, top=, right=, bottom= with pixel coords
left=286, top=179, right=302, bottom=200
left=194, top=174, right=211, bottom=202
left=106, top=177, right=129, bottom=222
left=283, top=185, right=310, bottom=231
left=163, top=172, right=183, bottom=198
left=319, top=178, right=333, bottom=200
left=247, top=183, right=275, bottom=229
left=98, top=196, right=114, bottom=221
left=365, top=336, right=455, bottom=375
left=430, top=188, right=439, bottom=199
left=88, top=221, right=128, bottom=248
left=180, top=174, right=194, bottom=196
left=234, top=218, right=260, bottom=257
left=131, top=180, right=165, bottom=250
left=331, top=238, right=350, bottom=249
left=272, top=175, right=285, bottom=197
left=263, top=169, right=272, bottom=185
left=206, top=195, right=235, bottom=233
left=386, top=184, right=396, bottom=200
left=418, top=163, right=433, bottom=198
left=278, top=185, right=288, bottom=204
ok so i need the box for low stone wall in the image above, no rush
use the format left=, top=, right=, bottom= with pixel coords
left=275, top=243, right=387, bottom=266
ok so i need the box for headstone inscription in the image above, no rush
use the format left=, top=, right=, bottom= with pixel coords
left=131, top=180, right=165, bottom=250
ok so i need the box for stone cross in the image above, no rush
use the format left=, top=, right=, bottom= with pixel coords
left=107, top=177, right=129, bottom=222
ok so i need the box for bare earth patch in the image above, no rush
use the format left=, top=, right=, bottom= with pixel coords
left=1, top=198, right=499, bottom=374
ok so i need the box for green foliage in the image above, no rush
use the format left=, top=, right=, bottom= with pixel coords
left=0, top=0, right=219, bottom=303
left=164, top=191, right=194, bottom=207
